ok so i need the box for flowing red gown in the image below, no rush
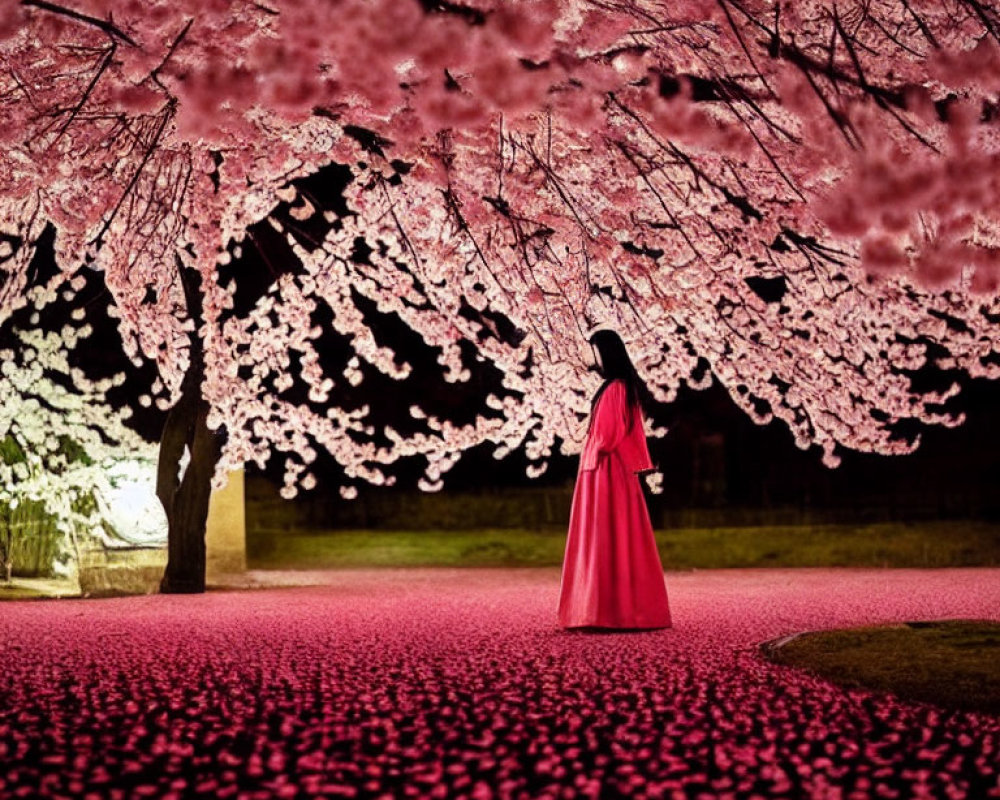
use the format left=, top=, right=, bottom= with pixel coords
left=558, top=381, right=672, bottom=629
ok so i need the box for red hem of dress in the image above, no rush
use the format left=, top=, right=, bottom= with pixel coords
left=561, top=621, right=672, bottom=631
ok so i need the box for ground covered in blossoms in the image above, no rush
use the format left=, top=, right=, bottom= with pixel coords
left=2, top=567, right=999, bottom=799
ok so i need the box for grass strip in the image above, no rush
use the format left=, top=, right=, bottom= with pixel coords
left=761, top=620, right=1000, bottom=715
left=247, top=520, right=1000, bottom=570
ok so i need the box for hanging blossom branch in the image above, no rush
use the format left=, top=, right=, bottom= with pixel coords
left=2, top=0, right=1000, bottom=505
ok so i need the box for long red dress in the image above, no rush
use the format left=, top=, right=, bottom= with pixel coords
left=558, top=380, right=672, bottom=629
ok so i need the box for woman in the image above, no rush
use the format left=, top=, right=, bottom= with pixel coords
left=558, top=329, right=672, bottom=630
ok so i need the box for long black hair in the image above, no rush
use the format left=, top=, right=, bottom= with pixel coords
left=588, top=329, right=646, bottom=433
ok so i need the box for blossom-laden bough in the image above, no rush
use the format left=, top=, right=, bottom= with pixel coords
left=2, top=0, right=1000, bottom=590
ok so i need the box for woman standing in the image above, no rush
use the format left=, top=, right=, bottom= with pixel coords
left=558, top=329, right=672, bottom=630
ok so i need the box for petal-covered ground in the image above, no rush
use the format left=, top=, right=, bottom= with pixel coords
left=2, top=567, right=999, bottom=799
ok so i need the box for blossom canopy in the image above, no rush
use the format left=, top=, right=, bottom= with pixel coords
left=3, top=0, right=1000, bottom=495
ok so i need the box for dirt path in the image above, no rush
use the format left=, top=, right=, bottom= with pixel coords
left=2, top=567, right=998, bottom=798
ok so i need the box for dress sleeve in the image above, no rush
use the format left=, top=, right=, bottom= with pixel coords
left=588, top=381, right=629, bottom=455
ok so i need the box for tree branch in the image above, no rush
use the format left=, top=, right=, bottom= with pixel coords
left=51, top=43, right=115, bottom=145
left=21, top=0, right=139, bottom=47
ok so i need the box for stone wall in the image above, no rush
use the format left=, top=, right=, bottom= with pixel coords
left=206, top=470, right=247, bottom=580
left=77, top=546, right=167, bottom=597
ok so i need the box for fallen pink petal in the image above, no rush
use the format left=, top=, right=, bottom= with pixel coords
left=2, top=567, right=999, bottom=798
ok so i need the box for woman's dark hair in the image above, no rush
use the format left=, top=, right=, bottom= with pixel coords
left=588, top=329, right=646, bottom=433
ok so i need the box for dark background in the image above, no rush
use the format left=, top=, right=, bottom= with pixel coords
left=246, top=372, right=1000, bottom=531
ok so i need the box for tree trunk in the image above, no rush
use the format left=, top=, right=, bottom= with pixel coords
left=156, top=263, right=225, bottom=594
left=157, top=393, right=222, bottom=593
left=1, top=507, right=17, bottom=582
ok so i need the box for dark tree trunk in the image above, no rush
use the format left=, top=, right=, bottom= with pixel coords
left=156, top=263, right=225, bottom=594
left=157, top=390, right=221, bottom=593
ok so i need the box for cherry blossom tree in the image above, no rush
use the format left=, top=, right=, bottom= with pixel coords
left=0, top=270, right=159, bottom=581
left=3, top=0, right=1000, bottom=591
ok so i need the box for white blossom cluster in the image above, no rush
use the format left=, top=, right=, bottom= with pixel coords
left=0, top=307, right=158, bottom=568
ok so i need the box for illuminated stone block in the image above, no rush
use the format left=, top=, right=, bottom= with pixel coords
left=206, top=469, right=247, bottom=580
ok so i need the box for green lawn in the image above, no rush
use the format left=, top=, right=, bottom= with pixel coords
left=248, top=520, right=1000, bottom=570
left=761, top=620, right=1000, bottom=715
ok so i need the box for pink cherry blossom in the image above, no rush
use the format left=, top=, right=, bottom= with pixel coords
left=2, top=0, right=1000, bottom=509
left=0, top=568, right=997, bottom=797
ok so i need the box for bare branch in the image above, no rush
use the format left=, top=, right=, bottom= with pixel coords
left=21, top=0, right=139, bottom=46
left=50, top=43, right=114, bottom=145
left=148, top=18, right=194, bottom=94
